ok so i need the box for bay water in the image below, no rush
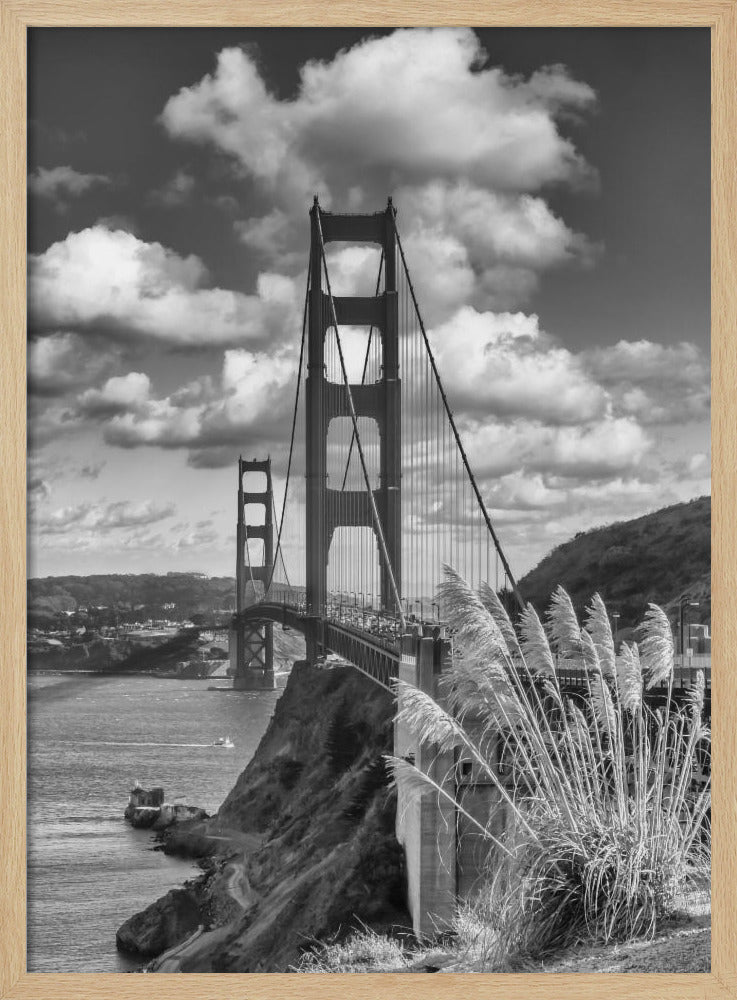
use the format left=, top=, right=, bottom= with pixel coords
left=27, top=672, right=280, bottom=972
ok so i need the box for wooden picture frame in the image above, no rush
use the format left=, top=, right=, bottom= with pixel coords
left=1, top=3, right=734, bottom=998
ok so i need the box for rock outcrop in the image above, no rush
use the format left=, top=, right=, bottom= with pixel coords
left=153, top=803, right=209, bottom=830
left=124, top=786, right=209, bottom=831
left=116, top=885, right=204, bottom=958
left=128, top=806, right=161, bottom=829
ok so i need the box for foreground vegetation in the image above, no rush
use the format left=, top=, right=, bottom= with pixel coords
left=304, top=570, right=710, bottom=973
left=295, top=910, right=710, bottom=973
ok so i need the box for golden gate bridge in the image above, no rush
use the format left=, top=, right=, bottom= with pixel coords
left=226, top=198, right=709, bottom=934
left=230, top=197, right=708, bottom=700
left=232, top=197, right=523, bottom=689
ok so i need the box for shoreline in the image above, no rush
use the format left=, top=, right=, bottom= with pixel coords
left=146, top=831, right=262, bottom=972
left=27, top=672, right=279, bottom=972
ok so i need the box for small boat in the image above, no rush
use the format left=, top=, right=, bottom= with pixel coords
left=213, top=736, right=234, bottom=748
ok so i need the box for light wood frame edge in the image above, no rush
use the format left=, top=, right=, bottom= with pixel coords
left=1, top=2, right=734, bottom=998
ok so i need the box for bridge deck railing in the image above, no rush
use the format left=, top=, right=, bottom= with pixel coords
left=242, top=590, right=712, bottom=698
left=554, top=654, right=711, bottom=694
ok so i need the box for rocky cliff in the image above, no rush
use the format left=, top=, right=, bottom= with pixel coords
left=119, top=661, right=409, bottom=971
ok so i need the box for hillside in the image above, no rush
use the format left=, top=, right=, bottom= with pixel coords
left=518, top=496, right=710, bottom=631
left=27, top=573, right=235, bottom=627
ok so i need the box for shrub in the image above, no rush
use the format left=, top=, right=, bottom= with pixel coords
left=325, top=713, right=367, bottom=773
left=276, top=758, right=304, bottom=790
left=389, top=568, right=710, bottom=965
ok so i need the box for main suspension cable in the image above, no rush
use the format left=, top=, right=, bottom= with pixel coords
left=265, top=251, right=311, bottom=599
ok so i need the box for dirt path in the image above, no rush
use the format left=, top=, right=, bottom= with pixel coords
left=150, top=924, right=234, bottom=973
left=222, top=857, right=255, bottom=912
left=148, top=839, right=259, bottom=972
left=150, top=928, right=204, bottom=972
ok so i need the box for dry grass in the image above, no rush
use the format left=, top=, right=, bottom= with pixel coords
left=292, top=899, right=710, bottom=974
left=294, top=925, right=410, bottom=973
left=388, top=569, right=711, bottom=967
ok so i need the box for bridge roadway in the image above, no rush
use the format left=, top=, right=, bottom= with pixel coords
left=237, top=598, right=405, bottom=687
left=235, top=595, right=711, bottom=711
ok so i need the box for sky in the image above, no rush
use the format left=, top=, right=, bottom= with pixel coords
left=27, top=27, right=711, bottom=582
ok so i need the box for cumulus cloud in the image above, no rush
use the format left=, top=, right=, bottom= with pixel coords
left=235, top=208, right=293, bottom=259
left=525, top=417, right=652, bottom=478
left=79, top=348, right=299, bottom=468
left=117, top=528, right=168, bottom=551
left=36, top=499, right=176, bottom=535
left=161, top=30, right=597, bottom=316
left=94, top=213, right=141, bottom=234
left=28, top=226, right=300, bottom=348
left=212, top=193, right=240, bottom=213
left=186, top=445, right=241, bottom=469
left=28, top=398, right=88, bottom=446
left=174, top=524, right=219, bottom=549
left=583, top=339, right=710, bottom=424
left=162, top=30, right=596, bottom=201
left=504, top=471, right=710, bottom=565
left=77, top=372, right=152, bottom=417
left=463, top=415, right=651, bottom=481
left=396, top=181, right=597, bottom=316
left=27, top=29, right=709, bottom=579
left=34, top=525, right=174, bottom=555
left=29, top=476, right=51, bottom=500
left=148, top=168, right=196, bottom=207
left=35, top=511, right=226, bottom=557
left=28, top=332, right=121, bottom=396
left=687, top=452, right=709, bottom=476
left=483, top=472, right=568, bottom=512
left=429, top=307, right=607, bottom=424
left=58, top=297, right=701, bottom=494
left=665, top=451, right=711, bottom=482
left=27, top=455, right=106, bottom=495
left=28, top=165, right=112, bottom=209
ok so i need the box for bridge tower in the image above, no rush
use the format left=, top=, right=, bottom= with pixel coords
left=230, top=457, right=275, bottom=690
left=305, top=198, right=401, bottom=661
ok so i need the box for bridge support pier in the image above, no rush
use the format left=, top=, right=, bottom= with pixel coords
left=395, top=632, right=456, bottom=937
left=230, top=623, right=275, bottom=690
left=394, top=630, right=511, bottom=936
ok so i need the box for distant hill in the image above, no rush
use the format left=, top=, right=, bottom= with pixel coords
left=27, top=571, right=305, bottom=664
left=518, top=496, right=710, bottom=632
left=27, top=572, right=235, bottom=627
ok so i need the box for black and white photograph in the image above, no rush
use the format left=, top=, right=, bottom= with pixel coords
left=26, top=26, right=711, bottom=974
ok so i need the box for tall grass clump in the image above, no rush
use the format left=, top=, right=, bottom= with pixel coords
left=388, top=568, right=710, bottom=964
left=295, top=925, right=409, bottom=973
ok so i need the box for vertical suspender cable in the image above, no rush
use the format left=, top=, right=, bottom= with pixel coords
left=394, top=226, right=524, bottom=612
